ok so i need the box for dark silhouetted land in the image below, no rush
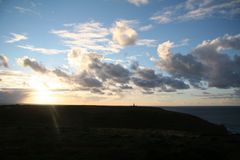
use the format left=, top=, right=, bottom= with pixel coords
left=0, top=105, right=240, bottom=160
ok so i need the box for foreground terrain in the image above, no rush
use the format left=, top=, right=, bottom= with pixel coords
left=0, top=105, right=239, bottom=160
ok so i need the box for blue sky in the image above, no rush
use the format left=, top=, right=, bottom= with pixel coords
left=0, top=0, right=240, bottom=105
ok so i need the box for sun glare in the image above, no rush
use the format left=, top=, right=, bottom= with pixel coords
left=29, top=76, right=57, bottom=104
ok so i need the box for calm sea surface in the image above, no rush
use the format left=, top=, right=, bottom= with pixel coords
left=162, top=106, right=240, bottom=134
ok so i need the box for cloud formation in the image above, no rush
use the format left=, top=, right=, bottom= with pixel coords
left=154, top=34, right=240, bottom=89
left=151, top=0, right=240, bottom=24
left=132, top=65, right=189, bottom=93
left=75, top=71, right=103, bottom=88
left=18, top=45, right=66, bottom=55
left=68, top=48, right=131, bottom=84
left=16, top=47, right=191, bottom=96
left=16, top=32, right=240, bottom=98
left=139, top=24, right=153, bottom=31
left=112, top=20, right=138, bottom=46
left=128, top=0, right=149, bottom=6
left=5, top=33, right=27, bottom=43
left=17, top=56, right=48, bottom=73
left=89, top=57, right=131, bottom=84
left=137, top=39, right=157, bottom=47
left=52, top=21, right=122, bottom=53
left=0, top=55, right=8, bottom=68
left=157, top=40, right=174, bottom=60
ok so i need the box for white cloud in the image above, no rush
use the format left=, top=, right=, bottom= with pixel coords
left=151, top=0, right=240, bottom=24
left=0, top=70, right=30, bottom=89
left=111, top=20, right=138, bottom=46
left=173, top=38, right=190, bottom=48
left=128, top=0, right=149, bottom=6
left=67, top=48, right=102, bottom=72
left=51, top=21, right=122, bottom=53
left=151, top=11, right=172, bottom=24
left=157, top=41, right=174, bottom=60
left=5, top=33, right=28, bottom=43
left=137, top=39, right=157, bottom=47
left=18, top=45, right=66, bottom=55
left=139, top=24, right=153, bottom=31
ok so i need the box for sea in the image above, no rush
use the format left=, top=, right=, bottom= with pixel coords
left=162, top=106, right=240, bottom=134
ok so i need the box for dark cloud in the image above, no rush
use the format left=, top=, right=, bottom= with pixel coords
left=75, top=71, right=102, bottom=88
left=130, top=61, right=139, bottom=70
left=156, top=34, right=240, bottom=89
left=0, top=55, right=8, bottom=68
left=90, top=88, right=104, bottom=95
left=192, top=34, right=240, bottom=88
left=89, top=58, right=131, bottom=84
left=132, top=67, right=189, bottom=93
left=0, top=89, right=29, bottom=104
left=119, top=84, right=133, bottom=90
left=17, top=56, right=48, bottom=73
left=52, top=68, right=70, bottom=79
left=234, top=89, right=240, bottom=98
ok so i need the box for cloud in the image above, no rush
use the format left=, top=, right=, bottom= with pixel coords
left=234, top=89, right=240, bottom=98
left=15, top=6, right=40, bottom=16
left=119, top=84, right=133, bottom=90
left=75, top=71, right=103, bottom=88
left=89, top=58, right=131, bottom=84
left=151, top=11, right=172, bottom=24
left=18, top=45, right=66, bottom=55
left=90, top=88, right=104, bottom=94
left=0, top=70, right=29, bottom=83
left=51, top=21, right=122, bottom=53
left=151, top=0, right=240, bottom=24
left=5, top=33, right=27, bottom=43
left=52, top=68, right=70, bottom=79
left=16, top=49, right=132, bottom=94
left=154, top=34, right=240, bottom=89
left=16, top=53, right=103, bottom=90
left=0, top=89, right=29, bottom=104
left=67, top=48, right=133, bottom=93
left=17, top=56, right=48, bottom=73
left=136, top=39, right=157, bottom=47
left=127, top=0, right=149, bottom=6
left=132, top=67, right=189, bottom=93
left=139, top=24, right=153, bottom=31
left=192, top=90, right=240, bottom=99
left=192, top=34, right=240, bottom=88
left=67, top=48, right=102, bottom=72
left=111, top=20, right=138, bottom=46
left=68, top=48, right=131, bottom=84
left=174, top=38, right=190, bottom=48
left=67, top=48, right=189, bottom=94
left=157, top=40, right=174, bottom=60
left=0, top=55, right=8, bottom=68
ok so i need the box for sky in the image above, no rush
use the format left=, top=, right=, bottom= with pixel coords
left=0, top=0, right=240, bottom=106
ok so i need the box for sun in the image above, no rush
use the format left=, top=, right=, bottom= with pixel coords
left=29, top=75, right=57, bottom=104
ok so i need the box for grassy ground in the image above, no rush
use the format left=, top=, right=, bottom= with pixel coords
left=0, top=105, right=240, bottom=160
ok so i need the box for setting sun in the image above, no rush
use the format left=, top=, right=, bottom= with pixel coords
left=29, top=75, right=57, bottom=104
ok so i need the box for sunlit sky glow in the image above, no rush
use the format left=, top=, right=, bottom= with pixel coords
left=0, top=0, right=240, bottom=106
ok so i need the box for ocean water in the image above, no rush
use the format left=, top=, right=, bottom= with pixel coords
left=162, top=106, right=240, bottom=134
